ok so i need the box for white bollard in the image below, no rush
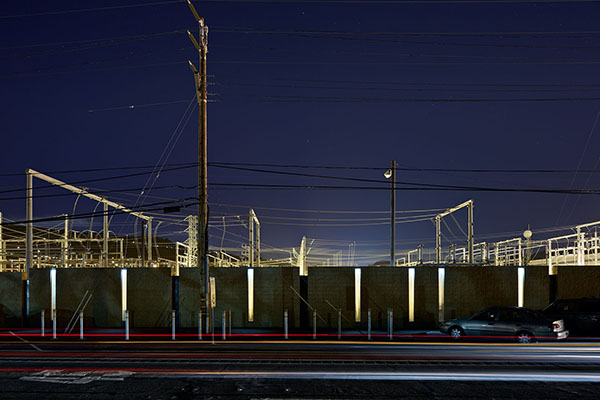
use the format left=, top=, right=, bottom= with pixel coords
left=312, top=309, right=317, bottom=340
left=222, top=310, right=226, bottom=341
left=171, top=311, right=176, bottom=340
left=125, top=310, right=130, bottom=341
left=367, top=309, right=371, bottom=341
left=284, top=309, right=288, bottom=340
left=389, top=308, right=393, bottom=340
left=41, top=309, right=45, bottom=337
left=79, top=311, right=84, bottom=340
left=52, top=309, right=57, bottom=340
left=386, top=308, right=390, bottom=339
left=198, top=311, right=203, bottom=340
left=337, top=309, right=342, bottom=340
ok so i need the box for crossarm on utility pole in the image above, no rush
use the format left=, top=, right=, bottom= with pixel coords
left=26, top=169, right=152, bottom=221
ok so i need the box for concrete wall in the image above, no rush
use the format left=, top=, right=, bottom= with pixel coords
left=179, top=268, right=203, bottom=328
left=557, top=266, right=600, bottom=299
left=1, top=265, right=599, bottom=329
left=524, top=266, right=549, bottom=310
left=362, top=267, right=408, bottom=330
left=414, top=267, right=438, bottom=327
left=252, top=267, right=299, bottom=328
left=0, top=272, right=21, bottom=326
left=128, top=268, right=171, bottom=328
left=445, top=266, right=517, bottom=321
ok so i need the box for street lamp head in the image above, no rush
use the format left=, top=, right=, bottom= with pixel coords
left=523, top=229, right=532, bottom=240
left=384, top=169, right=393, bottom=179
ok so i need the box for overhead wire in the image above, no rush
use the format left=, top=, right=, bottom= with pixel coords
left=556, top=110, right=600, bottom=224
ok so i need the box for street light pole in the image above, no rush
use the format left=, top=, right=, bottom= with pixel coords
left=385, top=160, right=397, bottom=267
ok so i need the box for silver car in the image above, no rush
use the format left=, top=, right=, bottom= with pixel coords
left=440, top=306, right=569, bottom=343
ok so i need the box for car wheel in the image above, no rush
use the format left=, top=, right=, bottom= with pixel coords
left=448, top=326, right=464, bottom=340
left=516, top=331, right=534, bottom=344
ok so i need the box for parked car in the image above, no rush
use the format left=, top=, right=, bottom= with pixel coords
left=542, top=297, right=600, bottom=337
left=440, top=306, right=569, bottom=343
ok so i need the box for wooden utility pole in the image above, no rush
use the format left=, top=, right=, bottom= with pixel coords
left=187, top=0, right=209, bottom=332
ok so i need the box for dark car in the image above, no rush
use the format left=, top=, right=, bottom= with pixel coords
left=440, top=306, right=568, bottom=343
left=542, top=297, right=600, bottom=337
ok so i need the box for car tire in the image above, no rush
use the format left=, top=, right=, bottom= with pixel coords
left=448, top=326, right=464, bottom=340
left=516, top=331, right=534, bottom=344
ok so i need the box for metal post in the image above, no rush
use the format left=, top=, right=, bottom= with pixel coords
left=124, top=310, right=130, bottom=341
left=367, top=309, right=371, bottom=341
left=50, top=267, right=56, bottom=339
left=171, top=310, right=176, bottom=340
left=284, top=309, right=288, bottom=340
left=103, top=202, right=108, bottom=268
left=119, top=239, right=124, bottom=263
left=0, top=212, right=3, bottom=269
left=249, top=210, right=254, bottom=267
left=468, top=201, right=474, bottom=264
left=594, top=229, right=598, bottom=265
left=52, top=309, right=56, bottom=340
left=312, top=309, right=317, bottom=340
left=147, top=218, right=152, bottom=265
left=438, top=267, right=446, bottom=322
left=389, top=308, right=393, bottom=340
left=408, top=267, right=415, bottom=323
left=435, top=215, right=441, bottom=264
left=228, top=308, right=232, bottom=337
left=222, top=310, right=226, bottom=340
left=121, top=268, right=127, bottom=322
left=337, top=309, right=342, bottom=340
left=577, top=226, right=584, bottom=265
left=198, top=311, right=203, bottom=340
left=386, top=308, right=390, bottom=338
left=390, top=160, right=396, bottom=266
left=24, top=170, right=33, bottom=326
left=41, top=309, right=45, bottom=337
left=518, top=238, right=523, bottom=266
left=63, top=215, right=68, bottom=268
left=79, top=311, right=84, bottom=340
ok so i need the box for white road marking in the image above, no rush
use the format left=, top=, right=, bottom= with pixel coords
left=141, top=370, right=600, bottom=382
left=20, top=370, right=134, bottom=385
left=9, top=331, right=43, bottom=352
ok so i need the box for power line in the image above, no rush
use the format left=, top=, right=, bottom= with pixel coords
left=278, top=78, right=600, bottom=88
left=0, top=1, right=181, bottom=19
left=210, top=202, right=444, bottom=214
left=5, top=160, right=600, bottom=176
left=0, top=199, right=197, bottom=226
left=0, top=162, right=197, bottom=177
left=217, top=81, right=600, bottom=94
left=209, top=164, right=600, bottom=193
left=215, top=27, right=600, bottom=38
left=265, top=94, right=600, bottom=102
left=0, top=30, right=185, bottom=51
left=209, top=182, right=600, bottom=194
left=0, top=164, right=198, bottom=195
left=201, top=0, right=600, bottom=3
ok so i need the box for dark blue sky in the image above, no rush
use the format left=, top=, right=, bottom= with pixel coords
left=2, top=0, right=600, bottom=264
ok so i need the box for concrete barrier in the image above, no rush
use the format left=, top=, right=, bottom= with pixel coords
left=1, top=265, right=599, bottom=329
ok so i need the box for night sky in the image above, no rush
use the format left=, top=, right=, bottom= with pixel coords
left=2, top=0, right=600, bottom=265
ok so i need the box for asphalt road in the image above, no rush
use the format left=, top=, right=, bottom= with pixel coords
left=2, top=333, right=600, bottom=399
